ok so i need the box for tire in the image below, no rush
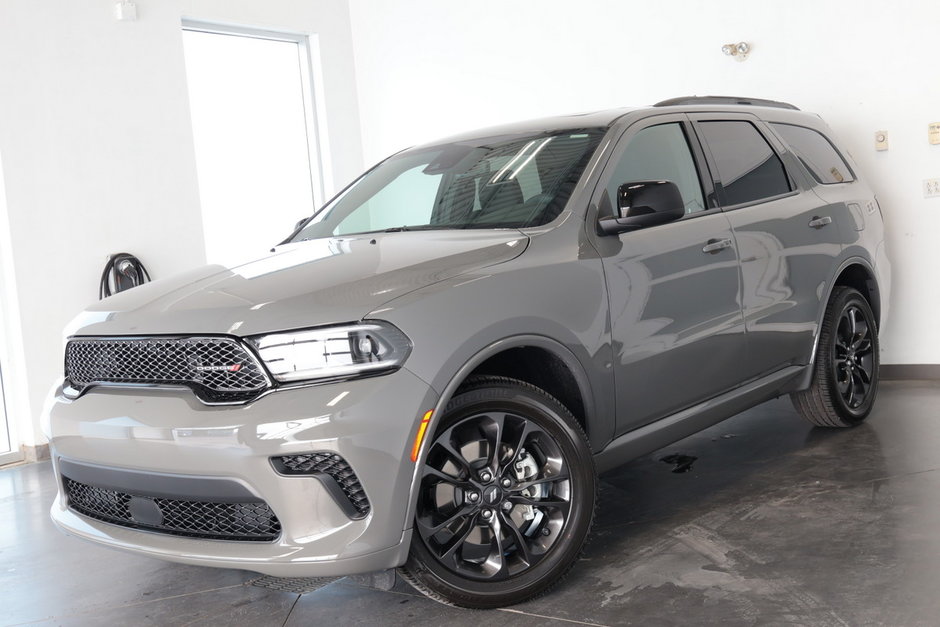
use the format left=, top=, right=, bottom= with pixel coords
left=791, top=286, right=879, bottom=427
left=399, top=375, right=596, bottom=608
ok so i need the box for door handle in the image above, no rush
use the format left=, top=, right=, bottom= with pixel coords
left=702, top=238, right=733, bottom=254
left=809, top=215, right=832, bottom=229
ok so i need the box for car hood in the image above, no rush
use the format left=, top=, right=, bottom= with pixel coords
left=67, top=231, right=529, bottom=337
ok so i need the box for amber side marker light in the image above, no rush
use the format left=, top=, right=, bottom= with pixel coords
left=411, top=410, right=434, bottom=462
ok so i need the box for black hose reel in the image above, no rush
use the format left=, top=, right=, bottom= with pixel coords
left=99, top=252, right=151, bottom=300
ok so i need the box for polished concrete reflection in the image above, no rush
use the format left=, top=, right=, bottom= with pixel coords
left=3, top=381, right=939, bottom=626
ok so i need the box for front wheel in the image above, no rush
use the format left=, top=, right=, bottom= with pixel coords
left=791, top=286, right=879, bottom=427
left=400, top=376, right=596, bottom=608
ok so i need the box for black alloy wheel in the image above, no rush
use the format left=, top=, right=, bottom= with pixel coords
left=400, top=376, right=596, bottom=608
left=792, top=286, right=879, bottom=427
left=833, top=302, right=876, bottom=410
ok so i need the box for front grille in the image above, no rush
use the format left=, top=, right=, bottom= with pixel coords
left=65, top=336, right=270, bottom=403
left=63, top=477, right=281, bottom=541
left=272, top=453, right=371, bottom=518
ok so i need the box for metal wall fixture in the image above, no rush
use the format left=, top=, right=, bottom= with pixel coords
left=721, top=42, right=751, bottom=62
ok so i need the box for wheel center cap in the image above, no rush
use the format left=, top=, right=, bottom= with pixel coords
left=483, top=486, right=502, bottom=505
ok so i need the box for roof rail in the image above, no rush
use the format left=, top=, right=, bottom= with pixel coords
left=653, top=96, right=800, bottom=110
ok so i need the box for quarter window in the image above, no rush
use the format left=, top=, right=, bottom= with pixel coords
left=698, top=121, right=792, bottom=206
left=606, top=123, right=706, bottom=215
left=771, top=123, right=855, bottom=184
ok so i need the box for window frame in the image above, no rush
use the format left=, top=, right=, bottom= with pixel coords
left=589, top=113, right=718, bottom=230
left=0, top=362, right=20, bottom=465
left=181, top=18, right=330, bottom=207
left=0, top=184, right=23, bottom=465
left=688, top=113, right=799, bottom=212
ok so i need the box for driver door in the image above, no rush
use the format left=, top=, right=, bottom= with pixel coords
left=590, top=115, right=746, bottom=436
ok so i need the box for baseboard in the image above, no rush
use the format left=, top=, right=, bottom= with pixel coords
left=882, top=364, right=940, bottom=381
left=22, top=443, right=50, bottom=463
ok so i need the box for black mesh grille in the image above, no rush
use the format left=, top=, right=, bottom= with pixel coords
left=272, top=453, right=371, bottom=518
left=65, top=337, right=269, bottom=403
left=63, top=477, right=281, bottom=541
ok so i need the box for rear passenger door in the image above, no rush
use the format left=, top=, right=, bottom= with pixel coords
left=591, top=115, right=746, bottom=436
left=689, top=113, right=850, bottom=378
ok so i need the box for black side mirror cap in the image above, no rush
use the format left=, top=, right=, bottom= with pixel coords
left=598, top=180, right=686, bottom=235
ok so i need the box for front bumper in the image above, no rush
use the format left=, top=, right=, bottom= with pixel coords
left=46, top=369, right=437, bottom=577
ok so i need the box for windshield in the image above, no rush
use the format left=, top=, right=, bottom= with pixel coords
left=291, top=128, right=606, bottom=241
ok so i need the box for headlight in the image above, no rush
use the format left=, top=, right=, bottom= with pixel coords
left=248, top=321, right=412, bottom=383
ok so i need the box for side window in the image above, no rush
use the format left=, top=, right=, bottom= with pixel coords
left=771, top=123, right=855, bottom=184
left=698, top=121, right=792, bottom=206
left=607, top=123, right=706, bottom=215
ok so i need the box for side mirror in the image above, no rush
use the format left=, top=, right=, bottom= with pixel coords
left=294, top=217, right=309, bottom=231
left=598, top=180, right=686, bottom=235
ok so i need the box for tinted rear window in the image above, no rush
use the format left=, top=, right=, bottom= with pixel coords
left=698, top=121, right=792, bottom=206
left=772, top=123, right=855, bottom=184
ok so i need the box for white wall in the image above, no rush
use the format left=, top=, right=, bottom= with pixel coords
left=0, top=0, right=362, bottom=450
left=347, top=0, right=940, bottom=366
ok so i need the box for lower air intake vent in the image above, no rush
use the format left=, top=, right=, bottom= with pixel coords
left=63, top=478, right=281, bottom=541
left=271, top=453, right=371, bottom=518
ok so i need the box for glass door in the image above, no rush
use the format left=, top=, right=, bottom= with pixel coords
left=0, top=364, right=10, bottom=455
left=0, top=354, right=20, bottom=466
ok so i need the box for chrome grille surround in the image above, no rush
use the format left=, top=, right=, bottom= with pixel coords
left=64, top=336, right=271, bottom=404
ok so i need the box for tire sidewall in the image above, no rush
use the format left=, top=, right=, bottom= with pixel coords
left=823, top=288, right=880, bottom=422
left=407, top=379, right=596, bottom=606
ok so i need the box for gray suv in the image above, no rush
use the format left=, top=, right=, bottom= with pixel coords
left=46, top=96, right=889, bottom=608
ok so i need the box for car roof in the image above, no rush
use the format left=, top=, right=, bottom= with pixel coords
left=418, top=108, right=639, bottom=147
left=413, top=97, right=825, bottom=149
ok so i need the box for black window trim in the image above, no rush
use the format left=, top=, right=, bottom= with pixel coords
left=688, top=113, right=800, bottom=213
left=711, top=187, right=800, bottom=213
left=681, top=114, right=721, bottom=211
left=768, top=121, right=857, bottom=185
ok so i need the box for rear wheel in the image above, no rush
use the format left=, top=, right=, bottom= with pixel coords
left=791, top=286, right=879, bottom=427
left=400, top=376, right=596, bottom=608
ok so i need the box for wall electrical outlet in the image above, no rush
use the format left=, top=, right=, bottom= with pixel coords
left=924, top=179, right=940, bottom=198
left=929, top=123, right=940, bottom=145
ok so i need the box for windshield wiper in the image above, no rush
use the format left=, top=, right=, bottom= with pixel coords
left=382, top=224, right=462, bottom=232
left=337, top=224, right=467, bottom=236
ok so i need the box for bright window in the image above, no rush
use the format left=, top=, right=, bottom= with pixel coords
left=0, top=365, right=9, bottom=455
left=182, top=25, right=324, bottom=265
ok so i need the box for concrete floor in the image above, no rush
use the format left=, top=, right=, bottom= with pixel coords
left=3, top=380, right=940, bottom=626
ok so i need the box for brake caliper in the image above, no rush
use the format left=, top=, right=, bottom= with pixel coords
left=512, top=449, right=545, bottom=535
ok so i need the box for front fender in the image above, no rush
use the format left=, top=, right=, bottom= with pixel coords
left=371, top=244, right=615, bottom=539
left=398, top=332, right=604, bottom=539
